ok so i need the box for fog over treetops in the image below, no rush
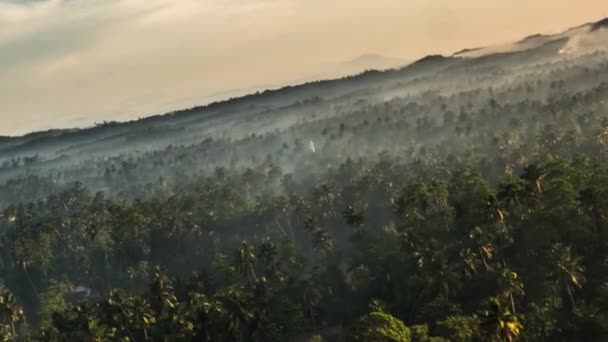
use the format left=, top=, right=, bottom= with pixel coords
left=1, top=17, right=608, bottom=207
left=2, top=13, right=608, bottom=341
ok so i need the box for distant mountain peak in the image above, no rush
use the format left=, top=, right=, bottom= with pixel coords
left=346, top=53, right=405, bottom=67
left=349, top=53, right=397, bottom=62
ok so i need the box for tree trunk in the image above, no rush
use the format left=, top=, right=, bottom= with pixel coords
left=567, top=284, right=576, bottom=310
left=286, top=216, right=296, bottom=242
left=249, top=264, right=258, bottom=283
left=126, top=327, right=136, bottom=342
left=510, top=293, right=516, bottom=314
left=308, top=304, right=316, bottom=332
left=275, top=218, right=287, bottom=238
left=592, top=208, right=604, bottom=249
left=22, top=267, right=39, bottom=299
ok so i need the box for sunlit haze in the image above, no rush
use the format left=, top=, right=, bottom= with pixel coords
left=0, top=0, right=605, bottom=135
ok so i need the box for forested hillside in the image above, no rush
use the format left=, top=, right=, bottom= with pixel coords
left=1, top=19, right=608, bottom=341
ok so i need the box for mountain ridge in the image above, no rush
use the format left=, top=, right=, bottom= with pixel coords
left=1, top=17, right=607, bottom=145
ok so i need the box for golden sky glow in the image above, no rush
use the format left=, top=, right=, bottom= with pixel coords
left=0, top=0, right=606, bottom=135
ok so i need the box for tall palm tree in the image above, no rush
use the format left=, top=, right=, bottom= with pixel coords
left=497, top=176, right=525, bottom=209
left=479, top=297, right=523, bottom=342
left=520, top=164, right=545, bottom=195
left=236, top=241, right=258, bottom=283
left=100, top=289, right=137, bottom=340
left=548, top=243, right=585, bottom=309
left=130, top=296, right=156, bottom=340
left=258, top=238, right=278, bottom=276
left=485, top=194, right=505, bottom=225
left=421, top=250, right=463, bottom=299
left=343, top=205, right=365, bottom=228
left=0, top=286, right=23, bottom=337
left=313, top=182, right=341, bottom=218
left=149, top=267, right=179, bottom=316
left=217, top=287, right=254, bottom=341
left=498, top=269, right=525, bottom=314
left=304, top=216, right=335, bottom=256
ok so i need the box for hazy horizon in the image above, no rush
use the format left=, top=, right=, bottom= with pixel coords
left=1, top=0, right=606, bottom=136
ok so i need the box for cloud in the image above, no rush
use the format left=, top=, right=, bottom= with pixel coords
left=0, top=0, right=605, bottom=135
left=0, top=0, right=314, bottom=134
left=0, top=0, right=61, bottom=23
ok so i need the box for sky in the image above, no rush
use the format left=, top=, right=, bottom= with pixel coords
left=0, top=0, right=606, bottom=136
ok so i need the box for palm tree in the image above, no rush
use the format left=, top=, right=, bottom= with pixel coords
left=236, top=241, right=258, bottom=283
left=497, top=176, right=525, bottom=209
left=466, top=226, right=497, bottom=272
left=421, top=250, right=463, bottom=299
left=0, top=285, right=23, bottom=337
left=479, top=297, right=523, bottom=342
left=188, top=292, right=219, bottom=341
left=343, top=205, right=365, bottom=228
left=498, top=269, right=525, bottom=314
left=311, top=229, right=335, bottom=256
left=548, top=243, right=585, bottom=309
left=258, top=237, right=278, bottom=276
left=313, top=182, right=341, bottom=218
left=149, top=267, right=179, bottom=317
left=485, top=194, right=505, bottom=225
left=520, top=164, right=545, bottom=195
left=217, top=287, right=254, bottom=341
left=300, top=279, right=322, bottom=331
left=129, top=296, right=156, bottom=340
left=304, top=216, right=335, bottom=256
left=100, top=289, right=137, bottom=340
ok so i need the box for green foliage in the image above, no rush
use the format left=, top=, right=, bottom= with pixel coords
left=0, top=285, right=24, bottom=340
left=410, top=324, right=447, bottom=342
left=39, top=280, right=70, bottom=327
left=344, top=305, right=411, bottom=342
left=434, top=315, right=478, bottom=342
left=3, top=153, right=608, bottom=340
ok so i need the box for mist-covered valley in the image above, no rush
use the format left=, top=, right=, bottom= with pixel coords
left=2, top=17, right=608, bottom=341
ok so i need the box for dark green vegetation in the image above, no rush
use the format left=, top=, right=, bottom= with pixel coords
left=1, top=19, right=608, bottom=342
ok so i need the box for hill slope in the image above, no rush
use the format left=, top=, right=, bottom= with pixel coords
left=3, top=17, right=608, bottom=342
left=0, top=18, right=607, bottom=206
